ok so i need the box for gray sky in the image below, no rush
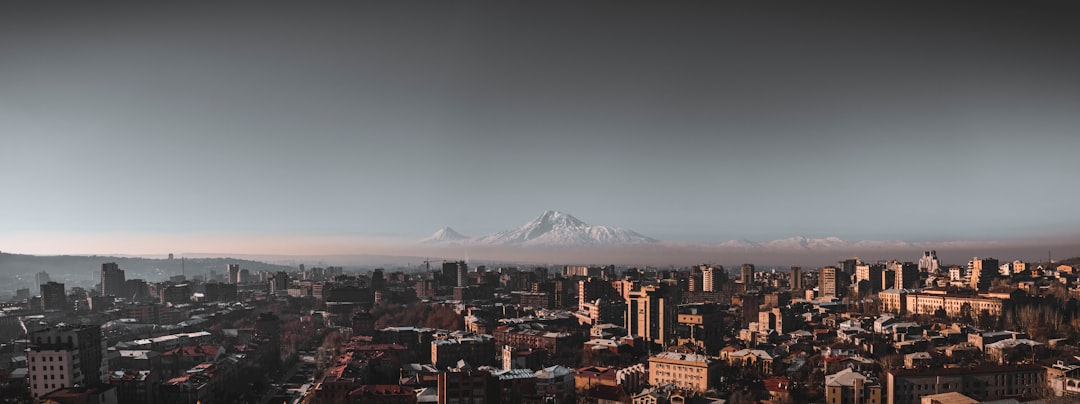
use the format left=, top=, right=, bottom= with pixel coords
left=2, top=2, right=1080, bottom=256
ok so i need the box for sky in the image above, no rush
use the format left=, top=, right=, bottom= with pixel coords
left=2, top=2, right=1080, bottom=260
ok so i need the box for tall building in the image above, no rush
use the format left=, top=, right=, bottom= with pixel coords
left=40, top=282, right=66, bottom=311
left=27, top=324, right=105, bottom=400
left=970, top=257, right=999, bottom=292
left=625, top=283, right=680, bottom=347
left=740, top=264, right=755, bottom=286
left=790, top=267, right=802, bottom=291
left=35, top=271, right=51, bottom=286
left=270, top=271, right=290, bottom=294
left=100, top=262, right=125, bottom=297
left=579, top=278, right=618, bottom=311
left=839, top=258, right=860, bottom=276
left=855, top=263, right=883, bottom=295
left=456, top=262, right=469, bottom=288
left=226, top=264, right=240, bottom=284
left=890, top=261, right=920, bottom=290
left=818, top=267, right=840, bottom=299
left=442, top=261, right=469, bottom=288
left=703, top=265, right=724, bottom=292
left=918, top=251, right=940, bottom=273
left=371, top=268, right=386, bottom=291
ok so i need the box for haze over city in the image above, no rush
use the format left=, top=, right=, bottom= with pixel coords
left=2, top=2, right=1079, bottom=265
left=8, top=3, right=1080, bottom=404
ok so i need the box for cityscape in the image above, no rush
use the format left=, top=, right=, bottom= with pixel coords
left=3, top=246, right=1080, bottom=403
left=3, top=2, right=1080, bottom=404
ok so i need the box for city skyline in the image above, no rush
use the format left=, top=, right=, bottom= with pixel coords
left=2, top=2, right=1080, bottom=261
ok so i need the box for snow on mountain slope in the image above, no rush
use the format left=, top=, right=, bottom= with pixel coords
left=474, top=210, right=658, bottom=246
left=421, top=210, right=657, bottom=247
left=419, top=227, right=470, bottom=244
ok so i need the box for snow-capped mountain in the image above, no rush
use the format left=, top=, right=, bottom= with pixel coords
left=420, top=210, right=657, bottom=247
left=419, top=227, right=470, bottom=244
left=715, top=236, right=915, bottom=251
left=475, top=210, right=657, bottom=246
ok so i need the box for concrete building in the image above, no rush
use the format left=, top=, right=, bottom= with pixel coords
left=226, top=264, right=240, bottom=284
left=703, top=265, right=724, bottom=292
left=825, top=368, right=882, bottom=404
left=40, top=281, right=67, bottom=311
left=101, top=263, right=126, bottom=297
left=431, top=336, right=496, bottom=369
left=790, top=266, right=803, bottom=291
left=890, top=261, right=920, bottom=290
left=647, top=352, right=720, bottom=393
left=159, top=284, right=190, bottom=305
left=819, top=267, right=841, bottom=299
left=856, top=263, right=884, bottom=295
left=886, top=365, right=1045, bottom=404
left=970, top=258, right=999, bottom=291
left=625, top=284, right=680, bottom=348
left=27, top=324, right=106, bottom=400
left=740, top=264, right=755, bottom=286
left=437, top=370, right=498, bottom=404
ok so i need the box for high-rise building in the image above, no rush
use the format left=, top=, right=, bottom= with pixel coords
left=625, top=283, right=680, bottom=347
left=457, top=262, right=469, bottom=287
left=35, top=271, right=51, bottom=286
left=740, top=264, right=755, bottom=286
left=970, top=257, right=999, bottom=291
left=703, top=265, right=724, bottom=292
left=578, top=278, right=618, bottom=311
left=40, top=282, right=66, bottom=311
left=226, top=264, right=240, bottom=284
left=855, top=263, right=883, bottom=294
left=371, top=268, right=386, bottom=291
left=270, top=271, right=290, bottom=294
left=839, top=258, right=860, bottom=276
left=440, top=261, right=469, bottom=288
left=790, top=267, right=802, bottom=291
left=890, top=260, right=920, bottom=289
left=27, top=324, right=105, bottom=400
left=238, top=268, right=251, bottom=284
left=918, top=250, right=940, bottom=273
left=100, top=262, right=125, bottom=297
left=818, top=267, right=840, bottom=299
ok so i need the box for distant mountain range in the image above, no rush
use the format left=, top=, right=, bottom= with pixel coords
left=422, top=210, right=657, bottom=247
left=0, top=252, right=296, bottom=281
left=419, top=211, right=986, bottom=252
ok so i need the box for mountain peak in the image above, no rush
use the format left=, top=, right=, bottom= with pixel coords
left=532, top=210, right=586, bottom=227
left=474, top=210, right=656, bottom=246
left=420, top=226, right=470, bottom=244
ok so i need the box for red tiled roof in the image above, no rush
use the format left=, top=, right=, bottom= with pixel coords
left=764, top=376, right=791, bottom=392
left=349, top=384, right=415, bottom=397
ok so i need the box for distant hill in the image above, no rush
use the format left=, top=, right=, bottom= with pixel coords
left=0, top=252, right=296, bottom=283
left=1056, top=257, right=1080, bottom=266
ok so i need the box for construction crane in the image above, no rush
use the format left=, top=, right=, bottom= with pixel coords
left=423, top=259, right=446, bottom=272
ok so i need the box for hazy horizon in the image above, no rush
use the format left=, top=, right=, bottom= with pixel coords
left=3, top=2, right=1079, bottom=263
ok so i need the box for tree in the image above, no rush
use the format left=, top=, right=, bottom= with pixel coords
left=960, top=303, right=974, bottom=325
left=977, top=310, right=996, bottom=331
